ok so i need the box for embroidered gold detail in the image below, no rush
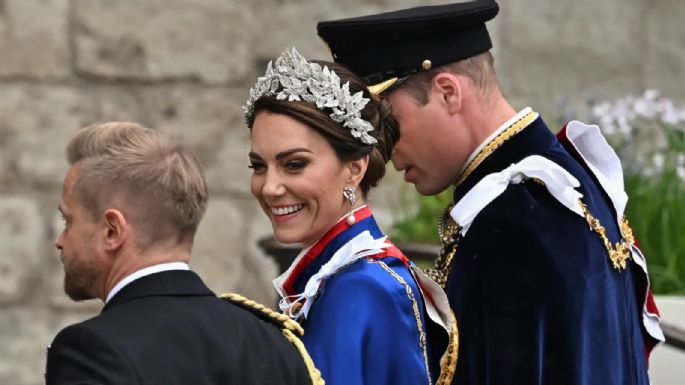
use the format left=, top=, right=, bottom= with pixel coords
left=435, top=310, right=459, bottom=385
left=620, top=218, right=635, bottom=243
left=427, top=204, right=461, bottom=288
left=579, top=201, right=634, bottom=271
left=375, top=260, right=433, bottom=385
left=220, top=293, right=325, bottom=385
left=455, top=111, right=538, bottom=187
left=530, top=177, right=546, bottom=186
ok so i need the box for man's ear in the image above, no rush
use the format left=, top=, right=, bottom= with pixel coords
left=345, top=155, right=369, bottom=187
left=432, top=72, right=463, bottom=114
left=103, top=209, right=127, bottom=252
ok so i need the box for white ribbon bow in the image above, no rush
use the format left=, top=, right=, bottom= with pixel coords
left=452, top=155, right=585, bottom=235
left=279, top=231, right=391, bottom=320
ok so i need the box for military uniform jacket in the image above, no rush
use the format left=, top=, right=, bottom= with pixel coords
left=437, top=110, right=662, bottom=385
left=275, top=206, right=458, bottom=385
left=46, top=270, right=316, bottom=385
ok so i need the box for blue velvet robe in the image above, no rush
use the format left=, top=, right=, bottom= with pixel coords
left=277, top=207, right=445, bottom=385
left=445, top=115, right=652, bottom=385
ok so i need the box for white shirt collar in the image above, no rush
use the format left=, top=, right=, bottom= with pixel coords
left=459, top=107, right=535, bottom=174
left=105, top=261, right=190, bottom=303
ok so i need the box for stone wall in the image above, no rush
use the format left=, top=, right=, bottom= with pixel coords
left=0, top=1, right=683, bottom=384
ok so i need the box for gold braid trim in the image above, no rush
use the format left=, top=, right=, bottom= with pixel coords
left=220, top=292, right=303, bottom=335
left=220, top=293, right=324, bottom=385
left=436, top=310, right=459, bottom=385
left=282, top=328, right=326, bottom=385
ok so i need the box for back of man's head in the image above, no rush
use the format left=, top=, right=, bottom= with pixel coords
left=67, top=122, right=208, bottom=249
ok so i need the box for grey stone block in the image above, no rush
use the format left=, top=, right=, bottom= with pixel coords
left=234, top=202, right=279, bottom=306
left=0, top=196, right=43, bottom=304
left=0, top=85, right=92, bottom=186
left=88, top=87, right=149, bottom=125
left=0, top=0, right=69, bottom=79
left=72, top=0, right=257, bottom=84
left=494, top=0, right=647, bottom=120
left=644, top=0, right=685, bottom=98
left=191, top=197, right=248, bottom=295
left=204, top=127, right=252, bottom=196
left=140, top=85, right=242, bottom=155
left=0, top=307, right=54, bottom=385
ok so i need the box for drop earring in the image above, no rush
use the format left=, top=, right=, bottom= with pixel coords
left=343, top=185, right=357, bottom=225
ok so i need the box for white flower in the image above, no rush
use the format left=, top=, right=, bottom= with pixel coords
left=591, top=90, right=685, bottom=176
left=675, top=154, right=685, bottom=182
left=677, top=166, right=685, bottom=182
left=653, top=153, right=665, bottom=172
left=644, top=89, right=660, bottom=100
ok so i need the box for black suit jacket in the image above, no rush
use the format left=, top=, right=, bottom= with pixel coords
left=46, top=270, right=313, bottom=385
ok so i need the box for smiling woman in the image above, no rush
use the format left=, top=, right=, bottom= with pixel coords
left=243, top=48, right=459, bottom=385
left=249, top=111, right=357, bottom=246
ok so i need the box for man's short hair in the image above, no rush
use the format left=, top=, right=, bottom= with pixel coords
left=67, top=122, right=208, bottom=247
left=399, top=51, right=499, bottom=105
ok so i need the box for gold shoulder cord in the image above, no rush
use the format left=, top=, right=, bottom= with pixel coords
left=220, top=293, right=325, bottom=385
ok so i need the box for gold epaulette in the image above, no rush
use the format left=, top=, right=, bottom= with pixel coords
left=220, top=293, right=325, bottom=385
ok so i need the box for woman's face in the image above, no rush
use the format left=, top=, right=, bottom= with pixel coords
left=249, top=111, right=354, bottom=246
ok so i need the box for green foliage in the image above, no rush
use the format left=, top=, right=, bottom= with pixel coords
left=625, top=172, right=685, bottom=294
left=391, top=190, right=452, bottom=245
left=623, top=127, right=685, bottom=294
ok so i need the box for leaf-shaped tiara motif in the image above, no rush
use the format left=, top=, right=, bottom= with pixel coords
left=243, top=48, right=378, bottom=145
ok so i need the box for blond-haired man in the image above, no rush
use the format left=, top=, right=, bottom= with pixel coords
left=47, top=122, right=320, bottom=385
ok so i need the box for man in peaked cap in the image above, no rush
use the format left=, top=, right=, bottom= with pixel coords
left=319, top=1, right=663, bottom=384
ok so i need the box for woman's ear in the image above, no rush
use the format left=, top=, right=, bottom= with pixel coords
left=432, top=72, right=463, bottom=114
left=103, top=209, right=127, bottom=252
left=345, top=155, right=369, bottom=186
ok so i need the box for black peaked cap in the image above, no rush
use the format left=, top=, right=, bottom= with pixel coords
left=317, top=0, right=499, bottom=93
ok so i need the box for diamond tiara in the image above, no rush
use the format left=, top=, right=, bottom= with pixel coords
left=243, top=48, right=378, bottom=145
